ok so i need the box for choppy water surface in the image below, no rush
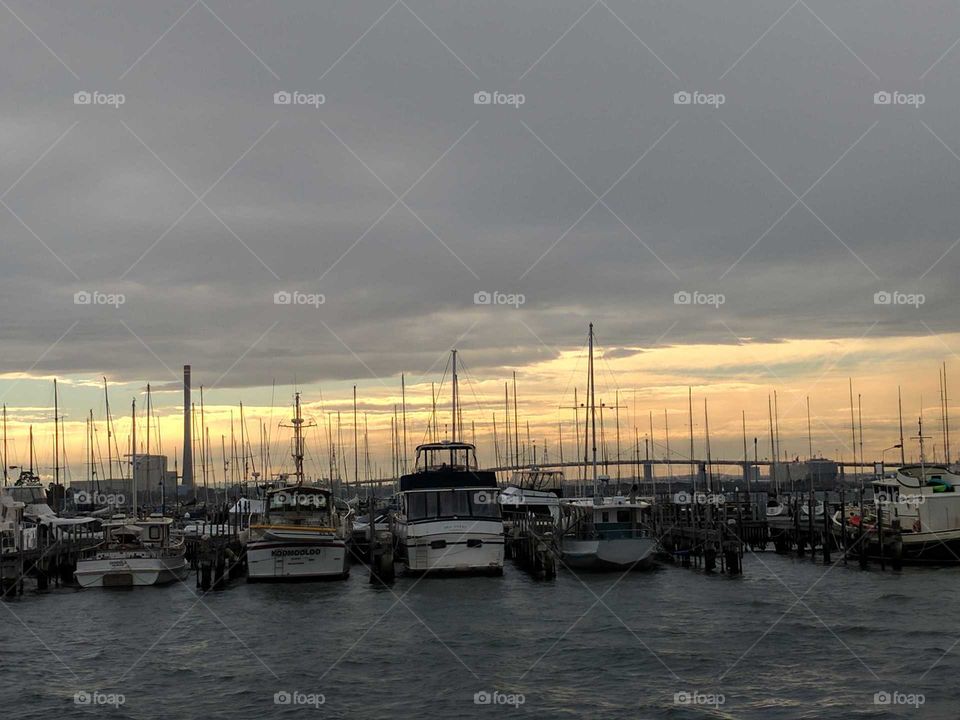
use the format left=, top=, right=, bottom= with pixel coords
left=2, top=554, right=958, bottom=719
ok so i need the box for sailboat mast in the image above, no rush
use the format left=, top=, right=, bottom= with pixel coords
left=451, top=349, right=458, bottom=443
left=589, top=323, right=598, bottom=489
left=898, top=386, right=906, bottom=465
left=54, top=379, right=59, bottom=487
left=131, top=397, right=137, bottom=517
left=513, top=371, right=520, bottom=469
left=806, top=396, right=813, bottom=459
left=505, top=383, right=511, bottom=467
left=2, top=404, right=6, bottom=487
left=943, top=363, right=950, bottom=465
left=689, top=387, right=695, bottom=492
left=401, top=373, right=408, bottom=474
left=353, top=386, right=358, bottom=487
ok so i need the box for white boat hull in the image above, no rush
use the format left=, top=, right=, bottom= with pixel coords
left=246, top=536, right=349, bottom=581
left=75, top=555, right=188, bottom=588
left=561, top=537, right=656, bottom=571
left=399, top=521, right=504, bottom=574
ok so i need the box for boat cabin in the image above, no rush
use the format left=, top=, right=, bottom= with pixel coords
left=102, top=515, right=174, bottom=548
left=399, top=442, right=501, bottom=521
left=264, top=486, right=333, bottom=525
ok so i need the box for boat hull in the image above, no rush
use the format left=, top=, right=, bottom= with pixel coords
left=246, top=535, right=349, bottom=581
left=398, top=522, right=504, bottom=574
left=561, top=537, right=656, bottom=571
left=74, top=555, right=188, bottom=588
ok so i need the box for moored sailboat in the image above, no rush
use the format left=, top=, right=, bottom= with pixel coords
left=558, top=324, right=656, bottom=571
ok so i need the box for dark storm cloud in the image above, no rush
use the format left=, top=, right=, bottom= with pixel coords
left=2, top=0, right=959, bottom=387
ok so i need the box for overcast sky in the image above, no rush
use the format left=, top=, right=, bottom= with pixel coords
left=3, top=1, right=960, bottom=477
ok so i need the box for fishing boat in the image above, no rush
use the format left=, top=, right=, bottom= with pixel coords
left=558, top=324, right=656, bottom=571
left=74, top=514, right=187, bottom=588
left=838, top=463, right=960, bottom=564
left=245, top=394, right=352, bottom=581
left=395, top=351, right=504, bottom=574
left=833, top=419, right=960, bottom=564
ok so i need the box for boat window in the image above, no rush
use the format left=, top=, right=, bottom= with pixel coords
left=424, top=492, right=438, bottom=518
left=601, top=511, right=609, bottom=523
left=438, top=490, right=472, bottom=517
left=617, top=510, right=631, bottom=523
left=407, top=493, right=428, bottom=520
left=471, top=491, right=501, bottom=518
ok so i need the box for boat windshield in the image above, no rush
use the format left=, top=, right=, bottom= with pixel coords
left=415, top=444, right=478, bottom=472
left=405, top=489, right=500, bottom=521
left=269, top=489, right=329, bottom=513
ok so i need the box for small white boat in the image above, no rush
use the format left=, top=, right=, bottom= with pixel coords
left=74, top=514, right=187, bottom=588
left=499, top=468, right=563, bottom=533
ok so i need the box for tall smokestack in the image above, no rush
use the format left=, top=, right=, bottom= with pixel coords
left=182, top=365, right=193, bottom=491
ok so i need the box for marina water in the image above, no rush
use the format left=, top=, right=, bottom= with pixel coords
left=2, top=554, right=955, bottom=719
